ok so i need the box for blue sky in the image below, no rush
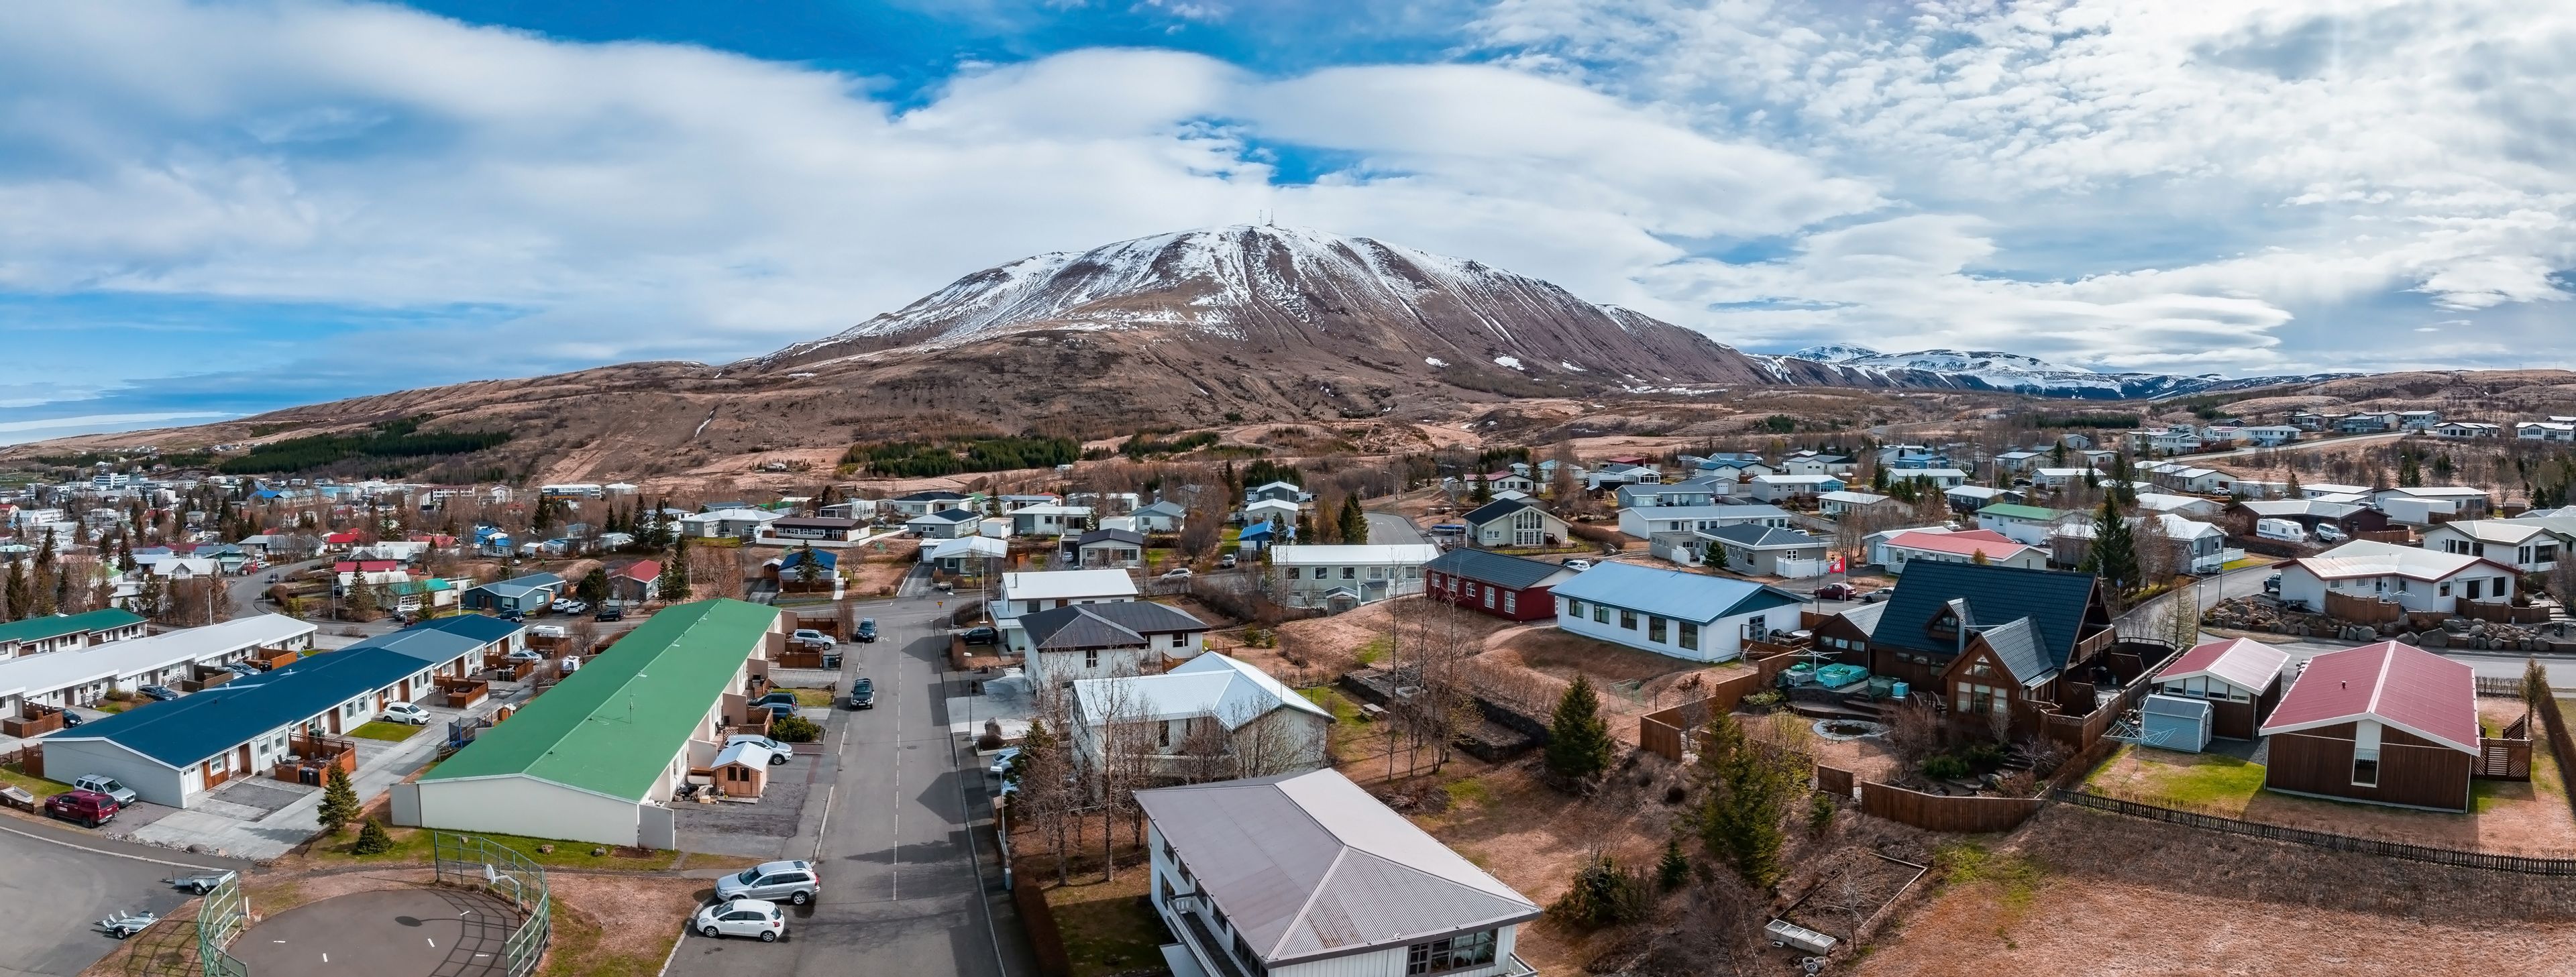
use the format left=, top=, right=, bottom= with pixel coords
left=5, top=1, right=2575, bottom=443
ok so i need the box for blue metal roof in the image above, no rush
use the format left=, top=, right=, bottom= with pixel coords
left=58, top=646, right=442, bottom=768
left=411, top=614, right=524, bottom=645
left=1546, top=562, right=1802, bottom=623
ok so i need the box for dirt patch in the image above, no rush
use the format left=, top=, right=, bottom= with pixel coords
left=1858, top=804, right=2576, bottom=977
left=1470, top=626, right=1750, bottom=742
left=540, top=872, right=704, bottom=977
left=1250, top=597, right=1514, bottom=683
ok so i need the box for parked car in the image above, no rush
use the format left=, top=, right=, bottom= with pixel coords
left=136, top=685, right=180, bottom=702
left=2316, top=524, right=2348, bottom=543
left=72, top=775, right=138, bottom=807
left=530, top=625, right=568, bottom=640
left=987, top=746, right=1023, bottom=779
left=381, top=702, right=433, bottom=726
left=2263, top=573, right=2282, bottom=595
left=790, top=629, right=834, bottom=651
left=692, top=899, right=786, bottom=941
left=58, top=709, right=83, bottom=728
left=549, top=599, right=575, bottom=613
left=749, top=691, right=800, bottom=709
left=847, top=677, right=875, bottom=710
left=1812, top=582, right=1858, bottom=600
left=46, top=789, right=119, bottom=828
left=1159, top=567, right=1193, bottom=580
left=1563, top=559, right=1595, bottom=571
left=714, top=860, right=820, bottom=907
left=1218, top=553, right=1238, bottom=569
left=726, top=734, right=792, bottom=765
left=500, top=610, right=525, bottom=623
left=753, top=701, right=799, bottom=722
left=961, top=626, right=999, bottom=646
left=504, top=648, right=544, bottom=662
left=594, top=606, right=625, bottom=622
left=853, top=618, right=877, bottom=643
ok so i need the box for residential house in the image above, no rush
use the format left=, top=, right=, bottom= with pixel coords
left=1780, top=453, right=1856, bottom=477
left=1817, top=490, right=1898, bottom=518
left=1132, top=500, right=1188, bottom=533
left=678, top=508, right=783, bottom=540
left=2147, top=638, right=2290, bottom=742
left=2258, top=641, right=2479, bottom=811
left=1747, top=474, right=1842, bottom=503
left=1070, top=652, right=1330, bottom=779
left=1617, top=503, right=1794, bottom=539
left=1550, top=561, right=1803, bottom=663
left=1976, top=504, right=2070, bottom=547
left=1991, top=450, right=2045, bottom=474
left=2373, top=486, right=2492, bottom=524
left=767, top=549, right=838, bottom=585
left=1584, top=461, right=1663, bottom=490
left=2421, top=520, right=2566, bottom=573
left=462, top=573, right=566, bottom=616
left=2053, top=514, right=2227, bottom=575
left=1069, top=528, right=1147, bottom=569
left=607, top=561, right=662, bottom=604
left=816, top=499, right=881, bottom=520
left=2432, top=421, right=2502, bottom=439
left=1269, top=544, right=1441, bottom=610
left=1476, top=469, right=1538, bottom=494
left=2516, top=421, right=2575, bottom=443
left=887, top=490, right=975, bottom=517
left=2337, top=412, right=2396, bottom=434
left=1878, top=529, right=2047, bottom=573
left=1239, top=498, right=1303, bottom=528
left=2238, top=425, right=2302, bottom=447
left=1702, top=524, right=1829, bottom=577
left=923, top=536, right=1009, bottom=577
left=1945, top=484, right=2015, bottom=514
left=906, top=508, right=982, bottom=539
left=2133, top=493, right=2224, bottom=518
left=1234, top=522, right=1291, bottom=554
left=1020, top=601, right=1213, bottom=685
left=402, top=599, right=782, bottom=848
left=1422, top=549, right=1576, bottom=622
left=1245, top=481, right=1307, bottom=504
left=0, top=615, right=315, bottom=717
left=1137, top=768, right=1541, bottom=977
left=1899, top=468, right=1970, bottom=490
left=991, top=569, right=1140, bottom=628
left=2228, top=499, right=2392, bottom=538
left=2274, top=540, right=2518, bottom=614
left=1616, top=481, right=1723, bottom=509
left=998, top=494, right=1061, bottom=512
left=2028, top=467, right=2093, bottom=489
left=1822, top=562, right=2118, bottom=726
left=1012, top=504, right=1095, bottom=537
left=0, top=609, right=148, bottom=660
left=1693, top=458, right=1774, bottom=482
left=767, top=516, right=864, bottom=543
left=1462, top=497, right=1568, bottom=549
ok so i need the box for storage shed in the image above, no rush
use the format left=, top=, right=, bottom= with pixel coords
left=2139, top=694, right=2214, bottom=752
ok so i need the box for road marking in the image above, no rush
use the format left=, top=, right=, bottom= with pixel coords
left=892, top=632, right=903, bottom=901
left=812, top=785, right=833, bottom=861
left=428, top=938, right=437, bottom=947
left=322, top=954, right=329, bottom=964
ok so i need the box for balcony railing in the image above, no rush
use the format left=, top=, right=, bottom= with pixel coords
left=1171, top=907, right=1252, bottom=977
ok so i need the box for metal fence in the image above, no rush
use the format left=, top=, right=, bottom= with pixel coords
left=431, top=833, right=553, bottom=977
left=197, top=872, right=251, bottom=977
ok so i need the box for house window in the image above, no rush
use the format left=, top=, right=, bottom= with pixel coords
left=1678, top=622, right=1699, bottom=651
left=1406, top=930, right=1498, bottom=974
left=1955, top=683, right=2006, bottom=715
left=2467, top=579, right=2482, bottom=600
left=1648, top=616, right=1667, bottom=642
left=1484, top=588, right=1497, bottom=609
left=1342, top=567, right=1357, bottom=579
left=1619, top=610, right=1638, bottom=630
left=1159, top=722, right=1171, bottom=748
left=1566, top=598, right=1585, bottom=618
left=1593, top=605, right=1610, bottom=624
left=1086, top=649, right=1099, bottom=669
left=1503, top=593, right=1517, bottom=615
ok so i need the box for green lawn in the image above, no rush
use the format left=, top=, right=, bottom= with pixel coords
left=302, top=824, right=702, bottom=871
left=0, top=766, right=74, bottom=800
left=2221, top=555, right=2273, bottom=571
left=346, top=721, right=424, bottom=742
left=93, top=699, right=131, bottom=714
left=792, top=688, right=837, bottom=707
left=1046, top=876, right=1174, bottom=977
left=2084, top=744, right=2269, bottom=813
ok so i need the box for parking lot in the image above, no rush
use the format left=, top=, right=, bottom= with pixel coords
left=0, top=817, right=247, bottom=976
left=677, top=743, right=825, bottom=859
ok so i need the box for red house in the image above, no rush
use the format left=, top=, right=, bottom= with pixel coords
left=2259, top=641, right=2482, bottom=811
left=1423, top=549, right=1578, bottom=621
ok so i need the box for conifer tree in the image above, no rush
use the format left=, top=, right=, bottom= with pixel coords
left=661, top=534, right=694, bottom=601
left=1544, top=674, right=1615, bottom=783
left=317, top=766, right=362, bottom=835
left=2078, top=496, right=2140, bottom=595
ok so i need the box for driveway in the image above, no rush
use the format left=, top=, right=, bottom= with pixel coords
left=0, top=816, right=248, bottom=977
left=1364, top=511, right=1426, bottom=545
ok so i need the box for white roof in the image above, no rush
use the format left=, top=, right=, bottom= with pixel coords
left=1619, top=504, right=1792, bottom=522
left=2156, top=638, right=2292, bottom=693
left=999, top=569, right=1138, bottom=601
left=1909, top=467, right=1968, bottom=479
left=1269, top=544, right=1442, bottom=566
left=2304, top=483, right=2370, bottom=495
left=1242, top=498, right=1301, bottom=512
left=1015, top=504, right=1095, bottom=516
left=1817, top=490, right=1888, bottom=504
left=712, top=741, right=782, bottom=768
left=1750, top=473, right=1839, bottom=485
left=2378, top=486, right=2489, bottom=500
left=1073, top=652, right=1330, bottom=728
left=2429, top=520, right=2559, bottom=545
left=2290, top=540, right=2512, bottom=582
left=925, top=536, right=1009, bottom=560
left=0, top=614, right=313, bottom=700
left=2134, top=493, right=2216, bottom=512
left=682, top=508, right=782, bottom=522
left=1945, top=485, right=2006, bottom=499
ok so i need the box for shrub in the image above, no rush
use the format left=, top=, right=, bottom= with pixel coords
left=352, top=818, right=395, bottom=856
left=1656, top=838, right=1690, bottom=891
left=1807, top=793, right=1837, bottom=836
left=769, top=714, right=823, bottom=743
left=1921, top=754, right=1972, bottom=781
left=1741, top=689, right=1784, bottom=709
left=1548, top=856, right=1650, bottom=929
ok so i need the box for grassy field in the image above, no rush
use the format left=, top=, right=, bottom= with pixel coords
left=299, top=824, right=694, bottom=871
left=792, top=688, right=836, bottom=707
left=346, top=720, right=424, bottom=742
left=0, top=765, right=72, bottom=800
left=1044, top=872, right=1173, bottom=977
left=2084, top=745, right=2268, bottom=813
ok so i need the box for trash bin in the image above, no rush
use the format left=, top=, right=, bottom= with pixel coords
left=1890, top=681, right=1910, bottom=700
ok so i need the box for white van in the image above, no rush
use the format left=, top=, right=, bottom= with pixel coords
left=2255, top=518, right=2306, bottom=542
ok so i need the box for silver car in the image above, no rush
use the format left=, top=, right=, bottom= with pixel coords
left=692, top=899, right=784, bottom=941
left=714, top=860, right=818, bottom=906
left=72, top=775, right=138, bottom=807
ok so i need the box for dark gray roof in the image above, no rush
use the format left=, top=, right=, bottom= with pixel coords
left=1073, top=528, right=1145, bottom=548
left=1705, top=523, right=1820, bottom=549
left=1423, top=549, right=1572, bottom=590
left=1834, top=601, right=1889, bottom=634
left=896, top=490, right=970, bottom=502
left=1460, top=496, right=1542, bottom=526
left=912, top=508, right=979, bottom=524
left=1976, top=618, right=2055, bottom=687
left=1020, top=601, right=1209, bottom=650
left=1871, top=562, right=2104, bottom=666
left=1132, top=769, right=1540, bottom=966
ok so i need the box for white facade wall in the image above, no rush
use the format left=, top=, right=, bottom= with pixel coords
left=414, top=775, right=647, bottom=848
left=36, top=740, right=189, bottom=808
left=1554, top=596, right=1773, bottom=663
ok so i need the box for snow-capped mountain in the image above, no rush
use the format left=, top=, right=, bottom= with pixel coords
left=753, top=224, right=1803, bottom=385
left=1771, top=344, right=2349, bottom=400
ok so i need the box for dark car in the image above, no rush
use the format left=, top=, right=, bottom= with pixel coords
left=961, top=626, right=999, bottom=646
left=136, top=685, right=181, bottom=702
left=46, top=789, right=120, bottom=828
left=1812, top=583, right=1857, bottom=601
left=58, top=709, right=83, bottom=728
left=594, top=606, right=625, bottom=622
left=749, top=691, right=800, bottom=709
left=753, top=701, right=798, bottom=722
left=2263, top=573, right=2282, bottom=595
left=855, top=618, right=877, bottom=643
left=847, top=677, right=875, bottom=709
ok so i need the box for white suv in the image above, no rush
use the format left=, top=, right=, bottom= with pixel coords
left=381, top=703, right=433, bottom=726
left=715, top=860, right=820, bottom=906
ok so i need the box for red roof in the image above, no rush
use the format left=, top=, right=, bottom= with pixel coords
left=333, top=560, right=402, bottom=573
left=409, top=534, right=457, bottom=547
left=325, top=532, right=361, bottom=544
left=1606, top=455, right=1646, bottom=465
left=2154, top=637, right=2291, bottom=693
left=2261, top=641, right=2479, bottom=755
left=616, top=560, right=662, bottom=581
left=1885, top=529, right=2031, bottom=560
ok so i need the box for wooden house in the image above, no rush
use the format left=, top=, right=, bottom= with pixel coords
left=2258, top=641, right=2481, bottom=811
left=1422, top=549, right=1576, bottom=622
left=2148, top=638, right=2290, bottom=741
left=1822, top=562, right=2120, bottom=740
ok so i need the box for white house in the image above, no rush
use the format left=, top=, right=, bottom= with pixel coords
left=1817, top=490, right=1894, bottom=517
left=2421, top=520, right=2565, bottom=573
left=2373, top=486, right=2491, bottom=524
left=1269, top=544, right=1441, bottom=609
left=1617, top=481, right=1725, bottom=508
left=1132, top=500, right=1188, bottom=533
left=905, top=508, right=983, bottom=539
left=0, top=615, right=315, bottom=716
left=1138, top=769, right=1541, bottom=977
left=2275, top=540, right=2520, bottom=614
left=1012, top=504, right=1096, bottom=537
left=1616, top=503, right=1794, bottom=538
left=1975, top=504, right=2070, bottom=547
left=2518, top=421, right=2576, bottom=443
left=1991, top=450, right=2045, bottom=473
left=2241, top=425, right=2302, bottom=447
left=1548, top=561, right=1803, bottom=663
left=1020, top=600, right=1212, bottom=685
left=1070, top=652, right=1330, bottom=778
left=886, top=490, right=975, bottom=517
left=2133, top=493, right=2224, bottom=518
left=991, top=569, right=1140, bottom=632
left=2028, top=467, right=2093, bottom=489
left=677, top=508, right=784, bottom=540
left=1239, top=498, right=1301, bottom=526
left=2432, top=421, right=2500, bottom=439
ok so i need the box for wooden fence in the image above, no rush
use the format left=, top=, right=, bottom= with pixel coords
left=2458, top=599, right=2552, bottom=624
left=2323, top=590, right=2406, bottom=624
left=1011, top=878, right=1073, bottom=977
left=1814, top=764, right=1856, bottom=798
left=2353, top=529, right=2415, bottom=544
left=2540, top=694, right=2576, bottom=821
left=1635, top=651, right=1806, bottom=762
left=2054, top=790, right=2576, bottom=875
left=0, top=744, right=40, bottom=779
left=1858, top=781, right=2042, bottom=834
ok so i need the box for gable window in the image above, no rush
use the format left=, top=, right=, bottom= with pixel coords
left=2352, top=722, right=2382, bottom=787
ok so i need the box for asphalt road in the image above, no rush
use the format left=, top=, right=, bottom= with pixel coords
left=669, top=595, right=1028, bottom=977
left=2171, top=431, right=2406, bottom=463
left=230, top=557, right=324, bottom=619
left=1364, top=511, right=1426, bottom=545
left=0, top=815, right=250, bottom=977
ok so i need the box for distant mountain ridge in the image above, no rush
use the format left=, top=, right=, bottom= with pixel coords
left=1766, top=344, right=2356, bottom=400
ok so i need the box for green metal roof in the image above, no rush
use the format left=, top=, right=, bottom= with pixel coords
left=421, top=599, right=777, bottom=801
left=1976, top=503, right=2065, bottom=521
left=0, top=608, right=146, bottom=646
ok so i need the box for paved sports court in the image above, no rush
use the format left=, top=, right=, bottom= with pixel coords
left=231, top=886, right=521, bottom=977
